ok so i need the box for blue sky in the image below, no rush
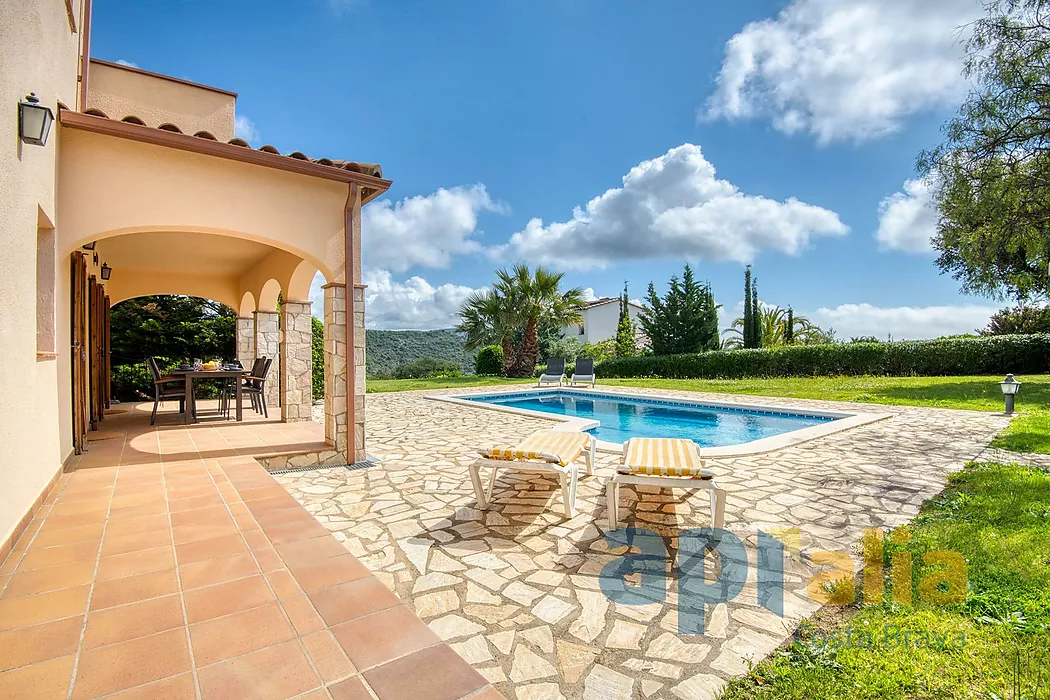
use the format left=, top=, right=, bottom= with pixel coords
left=90, top=0, right=998, bottom=338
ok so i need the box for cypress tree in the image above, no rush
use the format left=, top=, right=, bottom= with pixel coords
left=751, top=275, right=761, bottom=348
left=742, top=266, right=753, bottom=349
left=785, top=307, right=794, bottom=345
left=615, top=282, right=637, bottom=357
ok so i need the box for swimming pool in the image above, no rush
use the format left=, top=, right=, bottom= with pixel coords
left=462, top=390, right=839, bottom=447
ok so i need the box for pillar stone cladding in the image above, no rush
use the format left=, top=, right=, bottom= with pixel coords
left=280, top=302, right=313, bottom=422
left=353, top=285, right=366, bottom=463
left=253, top=311, right=280, bottom=410
left=235, top=318, right=255, bottom=369
left=323, top=285, right=348, bottom=459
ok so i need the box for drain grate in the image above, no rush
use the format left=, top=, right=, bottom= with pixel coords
left=270, top=459, right=378, bottom=476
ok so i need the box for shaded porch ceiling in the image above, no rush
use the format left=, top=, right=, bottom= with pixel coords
left=99, top=231, right=274, bottom=277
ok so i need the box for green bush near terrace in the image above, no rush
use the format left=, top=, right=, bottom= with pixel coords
left=596, top=334, right=1050, bottom=380
left=474, top=345, right=505, bottom=376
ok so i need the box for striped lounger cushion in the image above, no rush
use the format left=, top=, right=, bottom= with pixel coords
left=480, top=430, right=590, bottom=467
left=622, top=438, right=711, bottom=477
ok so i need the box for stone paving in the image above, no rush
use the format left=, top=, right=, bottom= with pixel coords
left=290, top=386, right=1012, bottom=700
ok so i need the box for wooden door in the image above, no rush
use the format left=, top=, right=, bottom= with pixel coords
left=88, top=276, right=106, bottom=430
left=71, top=252, right=89, bottom=454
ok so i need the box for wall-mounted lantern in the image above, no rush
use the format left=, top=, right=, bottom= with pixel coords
left=82, top=242, right=96, bottom=251
left=100, top=263, right=112, bottom=281
left=18, top=93, right=54, bottom=146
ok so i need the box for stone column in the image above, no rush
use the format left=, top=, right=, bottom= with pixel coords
left=352, top=285, right=366, bottom=463
left=323, top=284, right=348, bottom=458
left=253, top=311, right=280, bottom=411
left=235, top=317, right=255, bottom=369
left=280, top=301, right=313, bottom=422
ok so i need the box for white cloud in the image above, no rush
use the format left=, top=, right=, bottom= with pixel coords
left=876, top=177, right=939, bottom=253
left=580, top=287, right=599, bottom=302
left=501, top=144, right=847, bottom=269
left=308, top=272, right=325, bottom=320
left=809, top=303, right=997, bottom=340
left=362, top=269, right=482, bottom=330
left=705, top=0, right=981, bottom=143
left=234, top=115, right=260, bottom=143
left=364, top=185, right=504, bottom=274
left=115, top=59, right=139, bottom=68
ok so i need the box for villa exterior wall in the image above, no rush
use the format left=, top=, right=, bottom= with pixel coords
left=281, top=302, right=313, bottom=422
left=254, top=311, right=281, bottom=411
left=86, top=59, right=237, bottom=141
left=561, top=301, right=645, bottom=345
left=0, top=0, right=86, bottom=551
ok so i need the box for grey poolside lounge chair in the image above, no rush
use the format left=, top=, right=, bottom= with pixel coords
left=569, top=357, right=596, bottom=387
left=537, top=358, right=566, bottom=387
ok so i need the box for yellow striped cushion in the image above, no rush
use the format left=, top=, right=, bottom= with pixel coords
left=481, top=430, right=590, bottom=467
left=623, top=438, right=705, bottom=476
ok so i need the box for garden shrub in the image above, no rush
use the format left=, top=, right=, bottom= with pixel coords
left=392, top=357, right=463, bottom=380
left=595, top=334, right=1050, bottom=379
left=475, top=345, right=505, bottom=376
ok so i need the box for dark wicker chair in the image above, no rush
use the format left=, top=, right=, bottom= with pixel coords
left=147, top=357, right=186, bottom=425
left=242, top=357, right=273, bottom=418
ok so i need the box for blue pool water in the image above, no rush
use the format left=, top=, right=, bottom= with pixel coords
left=467, top=391, right=835, bottom=446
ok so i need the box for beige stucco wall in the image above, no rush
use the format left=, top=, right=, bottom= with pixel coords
left=86, top=60, right=236, bottom=141
left=0, top=0, right=85, bottom=547
left=57, top=129, right=349, bottom=283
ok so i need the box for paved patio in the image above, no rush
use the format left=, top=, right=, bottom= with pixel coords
left=284, top=386, right=1012, bottom=700
left=0, top=401, right=500, bottom=700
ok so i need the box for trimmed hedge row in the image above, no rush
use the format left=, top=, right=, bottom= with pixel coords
left=594, top=334, right=1050, bottom=379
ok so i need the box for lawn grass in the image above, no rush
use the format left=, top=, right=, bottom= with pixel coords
left=366, top=374, right=1050, bottom=453
left=721, top=461, right=1050, bottom=700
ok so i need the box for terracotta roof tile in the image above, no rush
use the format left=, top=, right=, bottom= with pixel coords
left=77, top=111, right=384, bottom=179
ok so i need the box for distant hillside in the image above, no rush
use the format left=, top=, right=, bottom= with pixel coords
left=365, top=329, right=475, bottom=376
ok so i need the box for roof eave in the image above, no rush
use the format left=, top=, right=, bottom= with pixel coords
left=59, top=110, right=391, bottom=204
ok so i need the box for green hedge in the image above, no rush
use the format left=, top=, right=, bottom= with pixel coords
left=595, top=334, right=1050, bottom=379
left=475, top=345, right=505, bottom=376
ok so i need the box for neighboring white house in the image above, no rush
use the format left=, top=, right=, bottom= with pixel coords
left=561, top=298, right=646, bottom=345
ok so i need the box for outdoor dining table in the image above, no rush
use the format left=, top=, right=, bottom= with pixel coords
left=170, top=368, right=250, bottom=424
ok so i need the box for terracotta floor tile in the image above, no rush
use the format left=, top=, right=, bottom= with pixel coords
left=101, top=672, right=196, bottom=700
left=362, top=644, right=487, bottom=700
left=183, top=575, right=275, bottom=624
left=264, top=568, right=301, bottom=600
left=0, top=654, right=75, bottom=700
left=102, top=514, right=172, bottom=540
left=30, top=521, right=105, bottom=548
left=189, top=602, right=295, bottom=667
left=301, top=630, right=355, bottom=684
left=172, top=522, right=240, bottom=546
left=275, top=536, right=349, bottom=567
left=254, top=547, right=285, bottom=573
left=0, top=584, right=90, bottom=631
left=197, top=640, right=321, bottom=700
left=96, top=546, right=175, bottom=581
left=468, top=687, right=506, bottom=700
left=327, top=676, right=372, bottom=700
left=169, top=506, right=234, bottom=529
left=72, top=628, right=191, bottom=699
left=107, top=502, right=168, bottom=521
left=279, top=595, right=326, bottom=636
left=82, top=594, right=184, bottom=649
left=288, top=554, right=371, bottom=593
left=0, top=616, right=83, bottom=672
left=175, top=534, right=249, bottom=565
left=168, top=495, right=225, bottom=513
left=331, top=605, right=439, bottom=671
left=178, top=552, right=260, bottom=590
left=308, top=577, right=401, bottom=628
left=90, top=568, right=180, bottom=610
left=261, top=519, right=330, bottom=546
left=101, top=528, right=174, bottom=557
left=48, top=499, right=110, bottom=518
left=238, top=486, right=291, bottom=502
left=1, top=560, right=95, bottom=599
left=19, top=539, right=100, bottom=571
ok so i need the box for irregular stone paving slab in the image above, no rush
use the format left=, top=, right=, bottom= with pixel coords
left=291, top=386, right=1011, bottom=699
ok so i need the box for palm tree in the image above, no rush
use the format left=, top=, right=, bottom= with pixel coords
left=722, top=305, right=825, bottom=348
left=457, top=264, right=585, bottom=377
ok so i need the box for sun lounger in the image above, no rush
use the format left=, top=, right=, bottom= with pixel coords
left=537, top=358, right=566, bottom=387
left=569, top=357, right=596, bottom=387
left=606, top=437, right=726, bottom=530
left=471, top=429, right=595, bottom=517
